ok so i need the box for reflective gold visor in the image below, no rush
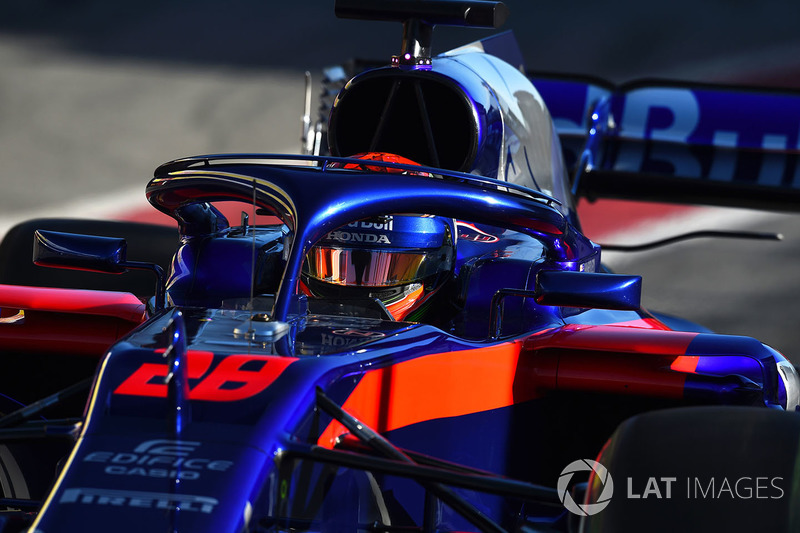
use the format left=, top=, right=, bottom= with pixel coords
left=303, top=247, right=444, bottom=287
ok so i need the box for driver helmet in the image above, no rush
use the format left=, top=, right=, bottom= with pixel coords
left=301, top=152, right=455, bottom=321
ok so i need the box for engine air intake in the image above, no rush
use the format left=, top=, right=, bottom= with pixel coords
left=328, top=70, right=479, bottom=172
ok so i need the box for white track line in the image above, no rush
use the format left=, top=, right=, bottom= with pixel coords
left=0, top=148, right=299, bottom=239
left=0, top=185, right=145, bottom=238
left=1, top=180, right=784, bottom=260
left=598, top=205, right=791, bottom=269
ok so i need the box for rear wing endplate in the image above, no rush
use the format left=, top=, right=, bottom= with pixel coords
left=532, top=75, right=800, bottom=211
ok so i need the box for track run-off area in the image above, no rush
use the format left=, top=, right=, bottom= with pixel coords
left=1, top=0, right=799, bottom=360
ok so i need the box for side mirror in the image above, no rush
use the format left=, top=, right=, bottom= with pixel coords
left=534, top=270, right=642, bottom=310
left=489, top=270, right=642, bottom=339
left=33, top=230, right=128, bottom=274
left=33, top=230, right=166, bottom=310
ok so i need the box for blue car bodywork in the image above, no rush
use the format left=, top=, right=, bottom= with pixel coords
left=2, top=2, right=800, bottom=532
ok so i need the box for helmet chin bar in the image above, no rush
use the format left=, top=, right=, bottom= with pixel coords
left=302, top=276, right=433, bottom=321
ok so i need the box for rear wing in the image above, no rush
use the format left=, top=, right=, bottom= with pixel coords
left=531, top=74, right=800, bottom=211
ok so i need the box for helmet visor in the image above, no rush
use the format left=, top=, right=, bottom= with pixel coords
left=304, top=247, right=449, bottom=287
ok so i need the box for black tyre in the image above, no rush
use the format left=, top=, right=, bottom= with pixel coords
left=580, top=406, right=800, bottom=532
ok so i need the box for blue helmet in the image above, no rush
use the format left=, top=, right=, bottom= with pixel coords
left=301, top=153, right=455, bottom=320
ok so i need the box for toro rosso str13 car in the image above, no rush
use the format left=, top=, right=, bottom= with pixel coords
left=1, top=1, right=800, bottom=532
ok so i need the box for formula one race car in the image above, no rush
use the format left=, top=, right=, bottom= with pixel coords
left=1, top=1, right=800, bottom=532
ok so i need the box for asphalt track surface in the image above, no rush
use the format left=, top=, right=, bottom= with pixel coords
left=1, top=0, right=800, bottom=360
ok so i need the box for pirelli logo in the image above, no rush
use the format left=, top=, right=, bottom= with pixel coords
left=60, top=487, right=218, bottom=513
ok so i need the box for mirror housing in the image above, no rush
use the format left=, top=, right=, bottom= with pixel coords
left=489, top=270, right=643, bottom=339
left=33, top=230, right=128, bottom=274
left=535, top=270, right=642, bottom=310
left=33, top=230, right=166, bottom=310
